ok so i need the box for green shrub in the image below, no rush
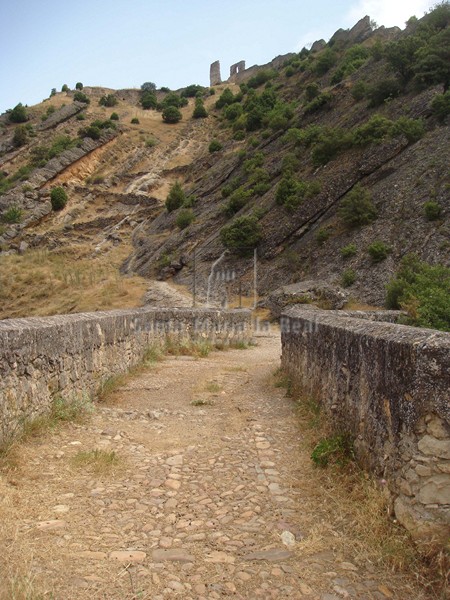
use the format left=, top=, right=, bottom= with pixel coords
left=224, top=103, right=243, bottom=121
left=316, top=227, right=331, bottom=245
left=233, top=130, right=245, bottom=141
left=311, top=433, right=354, bottom=467
left=209, top=140, right=223, bottom=153
left=1, top=205, right=23, bottom=223
left=181, top=84, right=205, bottom=98
left=141, top=82, right=156, bottom=92
left=351, top=81, right=367, bottom=101
left=385, top=255, right=450, bottom=331
left=304, top=92, right=333, bottom=115
left=13, top=125, right=28, bottom=147
left=110, top=112, right=119, bottom=121
left=61, top=84, right=69, bottom=92
left=145, top=136, right=157, bottom=147
left=340, top=243, right=357, bottom=259
left=391, top=116, right=424, bottom=142
left=161, top=92, right=187, bottom=109
left=304, top=83, right=320, bottom=101
left=176, top=209, right=195, bottom=229
left=367, top=78, right=402, bottom=107
left=276, top=175, right=320, bottom=211
left=165, top=182, right=185, bottom=212
left=75, top=82, right=83, bottom=90
left=367, top=240, right=391, bottom=262
left=50, top=187, right=68, bottom=211
left=341, top=268, right=356, bottom=288
left=162, top=106, right=182, bottom=123
left=243, top=152, right=264, bottom=173
left=253, top=182, right=271, bottom=196
left=73, top=91, right=90, bottom=104
left=215, top=88, right=235, bottom=109
left=339, top=185, right=377, bottom=227
left=9, top=103, right=28, bottom=123
left=220, top=216, right=262, bottom=256
left=281, top=152, right=300, bottom=174
left=431, top=91, right=450, bottom=121
left=247, top=69, right=277, bottom=89
left=192, top=100, right=207, bottom=119
left=311, top=128, right=353, bottom=166
left=285, top=66, right=296, bottom=77
left=424, top=201, right=442, bottom=220
left=76, top=113, right=86, bottom=121
left=99, top=94, right=118, bottom=107
left=313, top=48, right=337, bottom=75
left=224, top=187, right=253, bottom=216
left=221, top=178, right=240, bottom=198
left=79, top=125, right=101, bottom=140
left=131, top=117, right=140, bottom=124
left=353, top=114, right=393, bottom=144
left=141, top=91, right=157, bottom=109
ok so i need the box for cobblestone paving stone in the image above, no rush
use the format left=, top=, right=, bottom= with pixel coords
left=0, top=334, right=432, bottom=599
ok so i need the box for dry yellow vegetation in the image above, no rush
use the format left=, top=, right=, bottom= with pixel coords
left=0, top=245, right=148, bottom=319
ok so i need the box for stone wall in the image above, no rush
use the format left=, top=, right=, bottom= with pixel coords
left=0, top=308, right=252, bottom=446
left=281, top=306, right=450, bottom=543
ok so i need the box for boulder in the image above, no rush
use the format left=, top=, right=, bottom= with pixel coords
left=264, top=280, right=349, bottom=318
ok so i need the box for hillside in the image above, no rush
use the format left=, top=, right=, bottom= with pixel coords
left=0, top=7, right=449, bottom=321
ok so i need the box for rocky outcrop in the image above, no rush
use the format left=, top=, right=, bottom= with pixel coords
left=264, top=280, right=349, bottom=317
left=38, top=102, right=85, bottom=131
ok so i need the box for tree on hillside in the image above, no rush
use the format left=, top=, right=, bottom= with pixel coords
left=162, top=105, right=182, bottom=124
left=192, top=98, right=207, bottom=119
left=9, top=103, right=28, bottom=123
left=141, top=82, right=156, bottom=92
left=75, top=82, right=83, bottom=90
left=165, top=182, right=185, bottom=211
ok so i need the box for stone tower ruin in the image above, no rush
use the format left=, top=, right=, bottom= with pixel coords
left=210, top=61, right=222, bottom=86
left=230, top=60, right=246, bottom=78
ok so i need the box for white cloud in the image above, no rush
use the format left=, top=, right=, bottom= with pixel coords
left=345, top=0, right=434, bottom=29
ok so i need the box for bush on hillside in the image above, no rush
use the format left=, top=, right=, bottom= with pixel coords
left=13, top=125, right=28, bottom=147
left=75, top=82, right=83, bottom=90
left=141, top=82, right=156, bottom=92
left=431, top=91, right=450, bottom=121
left=176, top=209, right=195, bottom=229
left=50, top=187, right=68, bottom=211
left=339, top=185, right=377, bottom=227
left=367, top=78, right=402, bottom=107
left=162, top=105, right=182, bottom=123
left=73, top=91, right=90, bottom=104
left=192, top=99, right=207, bottom=119
left=141, top=91, right=157, bottom=109
left=9, top=103, right=28, bottom=123
left=165, top=182, right=185, bottom=212
left=367, top=240, right=391, bottom=262
left=209, top=140, right=223, bottom=153
left=385, top=255, right=450, bottom=331
left=423, top=201, right=442, bottom=221
left=99, top=94, right=118, bottom=107
left=220, top=215, right=262, bottom=256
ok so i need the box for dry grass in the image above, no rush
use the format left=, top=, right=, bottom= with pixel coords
left=70, top=449, right=120, bottom=474
left=0, top=394, right=93, bottom=474
left=0, top=246, right=148, bottom=319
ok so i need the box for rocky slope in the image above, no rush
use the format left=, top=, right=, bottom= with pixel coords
left=0, top=9, right=448, bottom=317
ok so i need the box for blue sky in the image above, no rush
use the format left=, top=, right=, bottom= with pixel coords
left=0, top=0, right=434, bottom=114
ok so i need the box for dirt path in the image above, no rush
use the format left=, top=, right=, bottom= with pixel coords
left=0, top=334, right=431, bottom=599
